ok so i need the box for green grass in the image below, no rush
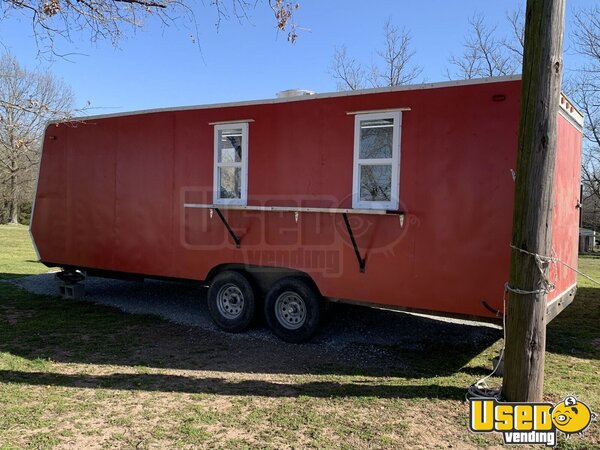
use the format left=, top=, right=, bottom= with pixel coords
left=0, top=225, right=598, bottom=449
left=0, top=224, right=48, bottom=280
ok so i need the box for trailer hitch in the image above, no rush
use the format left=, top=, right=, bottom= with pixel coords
left=342, top=213, right=366, bottom=273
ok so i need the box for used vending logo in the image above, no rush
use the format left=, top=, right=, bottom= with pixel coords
left=469, top=396, right=596, bottom=446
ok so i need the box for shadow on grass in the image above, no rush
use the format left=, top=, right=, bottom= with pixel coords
left=0, top=369, right=467, bottom=400
left=0, top=273, right=509, bottom=403
left=546, top=287, right=600, bottom=360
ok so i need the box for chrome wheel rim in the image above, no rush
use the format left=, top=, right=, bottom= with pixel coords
left=275, top=291, right=306, bottom=330
left=216, top=283, right=245, bottom=319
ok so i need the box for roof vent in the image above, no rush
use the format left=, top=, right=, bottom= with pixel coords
left=276, top=89, right=315, bottom=98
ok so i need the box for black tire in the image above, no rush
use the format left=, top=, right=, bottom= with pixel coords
left=207, top=270, right=256, bottom=333
left=264, top=277, right=321, bottom=343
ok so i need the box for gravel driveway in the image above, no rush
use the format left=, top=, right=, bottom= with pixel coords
left=11, top=273, right=501, bottom=350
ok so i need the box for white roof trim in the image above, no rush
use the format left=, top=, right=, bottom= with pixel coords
left=559, top=93, right=584, bottom=128
left=58, top=75, right=523, bottom=123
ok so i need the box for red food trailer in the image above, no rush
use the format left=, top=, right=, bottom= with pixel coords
left=30, top=76, right=583, bottom=342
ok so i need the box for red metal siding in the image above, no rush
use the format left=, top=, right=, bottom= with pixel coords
left=549, top=113, right=582, bottom=299
left=31, top=79, right=581, bottom=319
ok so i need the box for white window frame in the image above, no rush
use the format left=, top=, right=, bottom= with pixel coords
left=213, top=122, right=249, bottom=205
left=352, top=111, right=401, bottom=210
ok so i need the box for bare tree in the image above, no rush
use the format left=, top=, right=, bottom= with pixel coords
left=448, top=13, right=521, bottom=79
left=504, top=6, right=525, bottom=63
left=331, top=18, right=421, bottom=91
left=371, top=19, right=422, bottom=87
left=331, top=45, right=366, bottom=90
left=573, top=6, right=600, bottom=63
left=581, top=191, right=600, bottom=231
left=576, top=76, right=600, bottom=198
left=571, top=6, right=600, bottom=226
left=0, top=52, right=74, bottom=224
left=1, top=1, right=300, bottom=55
left=0, top=2, right=300, bottom=224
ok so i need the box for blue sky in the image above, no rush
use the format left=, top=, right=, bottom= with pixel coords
left=0, top=0, right=596, bottom=114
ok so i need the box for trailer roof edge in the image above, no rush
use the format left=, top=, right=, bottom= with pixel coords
left=558, top=92, right=584, bottom=128
left=56, top=75, right=524, bottom=124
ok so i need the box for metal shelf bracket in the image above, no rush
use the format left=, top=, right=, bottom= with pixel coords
left=214, top=208, right=241, bottom=248
left=342, top=213, right=366, bottom=273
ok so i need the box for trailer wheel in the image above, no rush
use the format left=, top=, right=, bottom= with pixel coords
left=265, top=277, right=321, bottom=343
left=207, top=271, right=256, bottom=333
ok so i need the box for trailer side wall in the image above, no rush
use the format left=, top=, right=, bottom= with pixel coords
left=32, top=79, right=580, bottom=319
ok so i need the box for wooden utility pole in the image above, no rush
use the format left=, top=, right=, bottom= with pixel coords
left=502, top=0, right=566, bottom=402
